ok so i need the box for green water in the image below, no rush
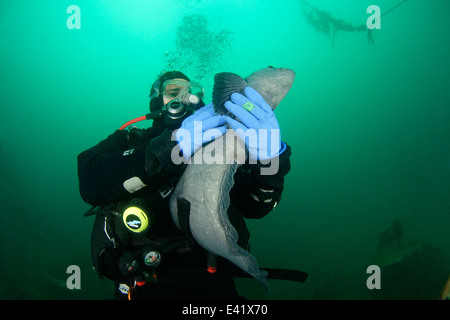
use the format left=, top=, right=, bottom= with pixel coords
left=1, top=0, right=449, bottom=300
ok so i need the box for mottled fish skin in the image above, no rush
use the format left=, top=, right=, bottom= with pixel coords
left=170, top=67, right=295, bottom=291
left=245, top=67, right=295, bottom=111
left=212, top=67, right=295, bottom=116
left=170, top=131, right=272, bottom=288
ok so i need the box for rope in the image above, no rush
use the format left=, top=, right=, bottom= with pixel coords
left=382, top=0, right=409, bottom=18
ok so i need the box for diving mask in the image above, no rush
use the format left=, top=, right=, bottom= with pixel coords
left=163, top=79, right=190, bottom=100
left=162, top=79, right=205, bottom=101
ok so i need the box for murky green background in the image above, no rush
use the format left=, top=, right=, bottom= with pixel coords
left=1, top=0, right=448, bottom=299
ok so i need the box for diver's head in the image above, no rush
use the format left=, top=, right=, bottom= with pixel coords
left=149, top=71, right=205, bottom=130
left=149, top=71, right=189, bottom=112
left=149, top=71, right=205, bottom=111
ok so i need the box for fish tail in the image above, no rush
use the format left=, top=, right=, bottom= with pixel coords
left=236, top=245, right=270, bottom=292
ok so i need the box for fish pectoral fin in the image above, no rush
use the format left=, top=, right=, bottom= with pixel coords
left=212, top=72, right=247, bottom=115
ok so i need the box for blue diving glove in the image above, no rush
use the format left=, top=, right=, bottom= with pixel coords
left=224, top=87, right=286, bottom=160
left=175, top=103, right=227, bottom=161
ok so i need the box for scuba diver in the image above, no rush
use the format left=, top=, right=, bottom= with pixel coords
left=301, top=1, right=367, bottom=48
left=77, top=71, right=294, bottom=299
left=302, top=3, right=364, bottom=35
left=301, top=0, right=409, bottom=47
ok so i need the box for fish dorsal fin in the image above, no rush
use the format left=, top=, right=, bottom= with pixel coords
left=212, top=72, right=247, bottom=116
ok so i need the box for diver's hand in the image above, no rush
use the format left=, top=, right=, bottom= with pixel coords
left=175, top=103, right=227, bottom=161
left=224, top=87, right=285, bottom=160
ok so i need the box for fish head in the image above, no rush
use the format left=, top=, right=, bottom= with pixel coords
left=212, top=66, right=295, bottom=116
left=245, top=66, right=295, bottom=110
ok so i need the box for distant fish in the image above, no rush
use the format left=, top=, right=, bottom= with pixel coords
left=170, top=67, right=295, bottom=290
left=372, top=240, right=423, bottom=268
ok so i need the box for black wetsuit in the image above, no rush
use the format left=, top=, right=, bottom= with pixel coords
left=77, top=119, right=291, bottom=300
